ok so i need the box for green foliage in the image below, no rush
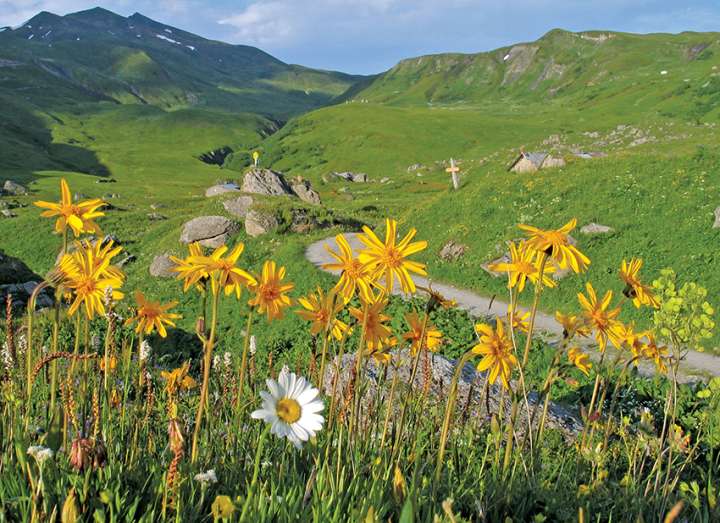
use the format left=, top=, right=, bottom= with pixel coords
left=652, top=269, right=715, bottom=352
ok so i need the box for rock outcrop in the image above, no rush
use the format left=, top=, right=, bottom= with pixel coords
left=244, top=210, right=279, bottom=237
left=332, top=171, right=368, bottom=183
left=242, top=168, right=294, bottom=196
left=149, top=254, right=177, bottom=278
left=2, top=180, right=27, bottom=196
left=223, top=195, right=254, bottom=219
left=291, top=179, right=321, bottom=205
left=180, top=216, right=239, bottom=248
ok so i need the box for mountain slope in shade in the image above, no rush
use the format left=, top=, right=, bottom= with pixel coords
left=0, top=7, right=364, bottom=119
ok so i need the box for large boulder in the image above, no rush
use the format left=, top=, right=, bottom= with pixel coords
left=244, top=209, right=279, bottom=237
left=290, top=179, right=321, bottom=205
left=223, top=195, right=254, bottom=219
left=0, top=281, right=54, bottom=312
left=180, top=216, right=239, bottom=248
left=149, top=254, right=177, bottom=278
left=323, top=351, right=581, bottom=437
left=3, top=180, right=27, bottom=195
left=205, top=183, right=240, bottom=197
left=0, top=250, right=51, bottom=311
left=241, top=168, right=293, bottom=196
left=0, top=249, right=40, bottom=284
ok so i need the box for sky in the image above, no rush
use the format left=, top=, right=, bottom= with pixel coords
left=1, top=1, right=720, bottom=74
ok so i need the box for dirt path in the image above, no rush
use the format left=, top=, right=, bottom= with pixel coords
left=306, top=233, right=720, bottom=380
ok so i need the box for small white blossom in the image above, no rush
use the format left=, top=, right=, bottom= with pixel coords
left=27, top=445, right=54, bottom=464
left=194, top=469, right=218, bottom=484
left=139, top=340, right=151, bottom=362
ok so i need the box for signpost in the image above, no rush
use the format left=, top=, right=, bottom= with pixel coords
left=446, top=158, right=460, bottom=190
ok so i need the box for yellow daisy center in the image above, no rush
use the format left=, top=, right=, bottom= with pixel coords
left=276, top=398, right=301, bottom=424
left=381, top=246, right=402, bottom=268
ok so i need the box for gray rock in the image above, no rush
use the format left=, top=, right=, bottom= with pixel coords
left=0, top=249, right=39, bottom=284
left=323, top=351, right=581, bottom=437
left=3, top=180, right=27, bottom=195
left=1, top=209, right=16, bottom=218
left=580, top=223, right=614, bottom=235
left=407, top=164, right=424, bottom=173
left=150, top=203, right=165, bottom=210
left=241, top=168, right=293, bottom=196
left=95, top=178, right=117, bottom=184
left=205, top=183, right=240, bottom=197
left=439, top=240, right=468, bottom=262
left=244, top=209, right=279, bottom=237
left=290, top=179, right=321, bottom=205
left=180, top=216, right=239, bottom=248
left=332, top=171, right=368, bottom=183
left=481, top=254, right=510, bottom=277
left=714, top=207, right=720, bottom=229
left=290, top=209, right=320, bottom=234
left=223, top=195, right=254, bottom=219
left=149, top=254, right=177, bottom=278
left=147, top=212, right=167, bottom=221
left=380, top=177, right=390, bottom=184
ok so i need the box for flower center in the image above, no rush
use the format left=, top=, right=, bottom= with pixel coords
left=381, top=247, right=402, bottom=268
left=276, top=398, right=301, bottom=424
left=261, top=284, right=280, bottom=302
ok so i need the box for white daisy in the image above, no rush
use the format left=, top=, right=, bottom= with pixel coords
left=194, top=469, right=218, bottom=484
left=251, top=367, right=324, bottom=448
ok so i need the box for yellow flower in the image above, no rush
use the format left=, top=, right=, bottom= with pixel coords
left=170, top=243, right=209, bottom=293
left=506, top=305, right=530, bottom=334
left=211, top=495, right=236, bottom=519
left=555, top=311, right=590, bottom=340
left=567, top=347, right=592, bottom=376
left=472, top=319, right=517, bottom=389
left=518, top=218, right=590, bottom=273
left=194, top=243, right=257, bottom=298
left=349, top=296, right=394, bottom=356
left=488, top=241, right=556, bottom=292
left=61, top=240, right=124, bottom=319
left=99, top=355, right=117, bottom=372
left=125, top=291, right=181, bottom=338
left=322, top=234, right=375, bottom=303
left=577, top=283, right=624, bottom=352
left=161, top=362, right=197, bottom=395
left=296, top=287, right=349, bottom=340
left=34, top=178, right=106, bottom=237
left=620, top=322, right=644, bottom=360
left=641, top=332, right=669, bottom=374
left=248, top=261, right=294, bottom=321
left=358, top=218, right=427, bottom=294
left=402, top=311, right=442, bottom=355
left=620, top=258, right=659, bottom=309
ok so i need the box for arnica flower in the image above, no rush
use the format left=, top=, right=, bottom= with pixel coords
left=251, top=368, right=324, bottom=448
left=506, top=304, right=530, bottom=334
left=161, top=362, right=197, bottom=395
left=402, top=311, right=442, bottom=355
left=472, top=319, right=517, bottom=389
left=358, top=218, right=428, bottom=294
left=488, top=241, right=556, bottom=292
left=248, top=261, right=294, bottom=321
left=577, top=283, right=624, bottom=352
left=620, top=258, right=660, bottom=309
left=518, top=218, right=590, bottom=273
left=296, top=287, right=349, bottom=341
left=555, top=311, right=591, bottom=340
left=350, top=296, right=393, bottom=352
left=567, top=347, right=592, bottom=376
left=192, top=243, right=257, bottom=298
left=61, top=241, right=124, bottom=319
left=323, top=234, right=375, bottom=303
left=170, top=242, right=208, bottom=293
left=125, top=291, right=181, bottom=338
left=34, top=178, right=106, bottom=237
left=620, top=323, right=644, bottom=360
left=641, top=332, right=669, bottom=374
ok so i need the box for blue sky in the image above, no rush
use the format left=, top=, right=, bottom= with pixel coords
left=1, top=1, right=719, bottom=74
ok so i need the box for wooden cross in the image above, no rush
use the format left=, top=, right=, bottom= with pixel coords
left=446, top=158, right=460, bottom=190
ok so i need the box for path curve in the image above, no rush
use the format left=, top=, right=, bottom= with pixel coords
left=306, top=233, right=720, bottom=380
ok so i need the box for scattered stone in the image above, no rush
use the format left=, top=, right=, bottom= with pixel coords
left=3, top=180, right=27, bottom=195
left=117, top=254, right=136, bottom=267
left=0, top=249, right=39, bottom=284
left=150, top=203, right=165, bottom=210
left=223, top=195, right=254, bottom=219
left=244, top=209, right=279, bottom=237
left=407, top=164, right=424, bottom=173
left=95, top=178, right=117, bottom=184
left=481, top=254, right=509, bottom=277
left=290, top=179, right=321, bottom=205
left=0, top=281, right=53, bottom=311
left=580, top=223, right=614, bottom=235
left=380, top=177, right=390, bottom=184
left=1, top=209, right=16, bottom=218
left=149, top=254, right=177, bottom=278
left=205, top=183, right=240, bottom=197
left=332, top=171, right=368, bottom=183
left=439, top=240, right=468, bottom=262
left=147, top=212, right=167, bottom=221
left=714, top=207, right=720, bottom=229
left=290, top=209, right=322, bottom=234
left=103, top=193, right=120, bottom=200
left=180, top=216, right=240, bottom=248
left=241, top=168, right=293, bottom=196
left=323, top=351, right=581, bottom=437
